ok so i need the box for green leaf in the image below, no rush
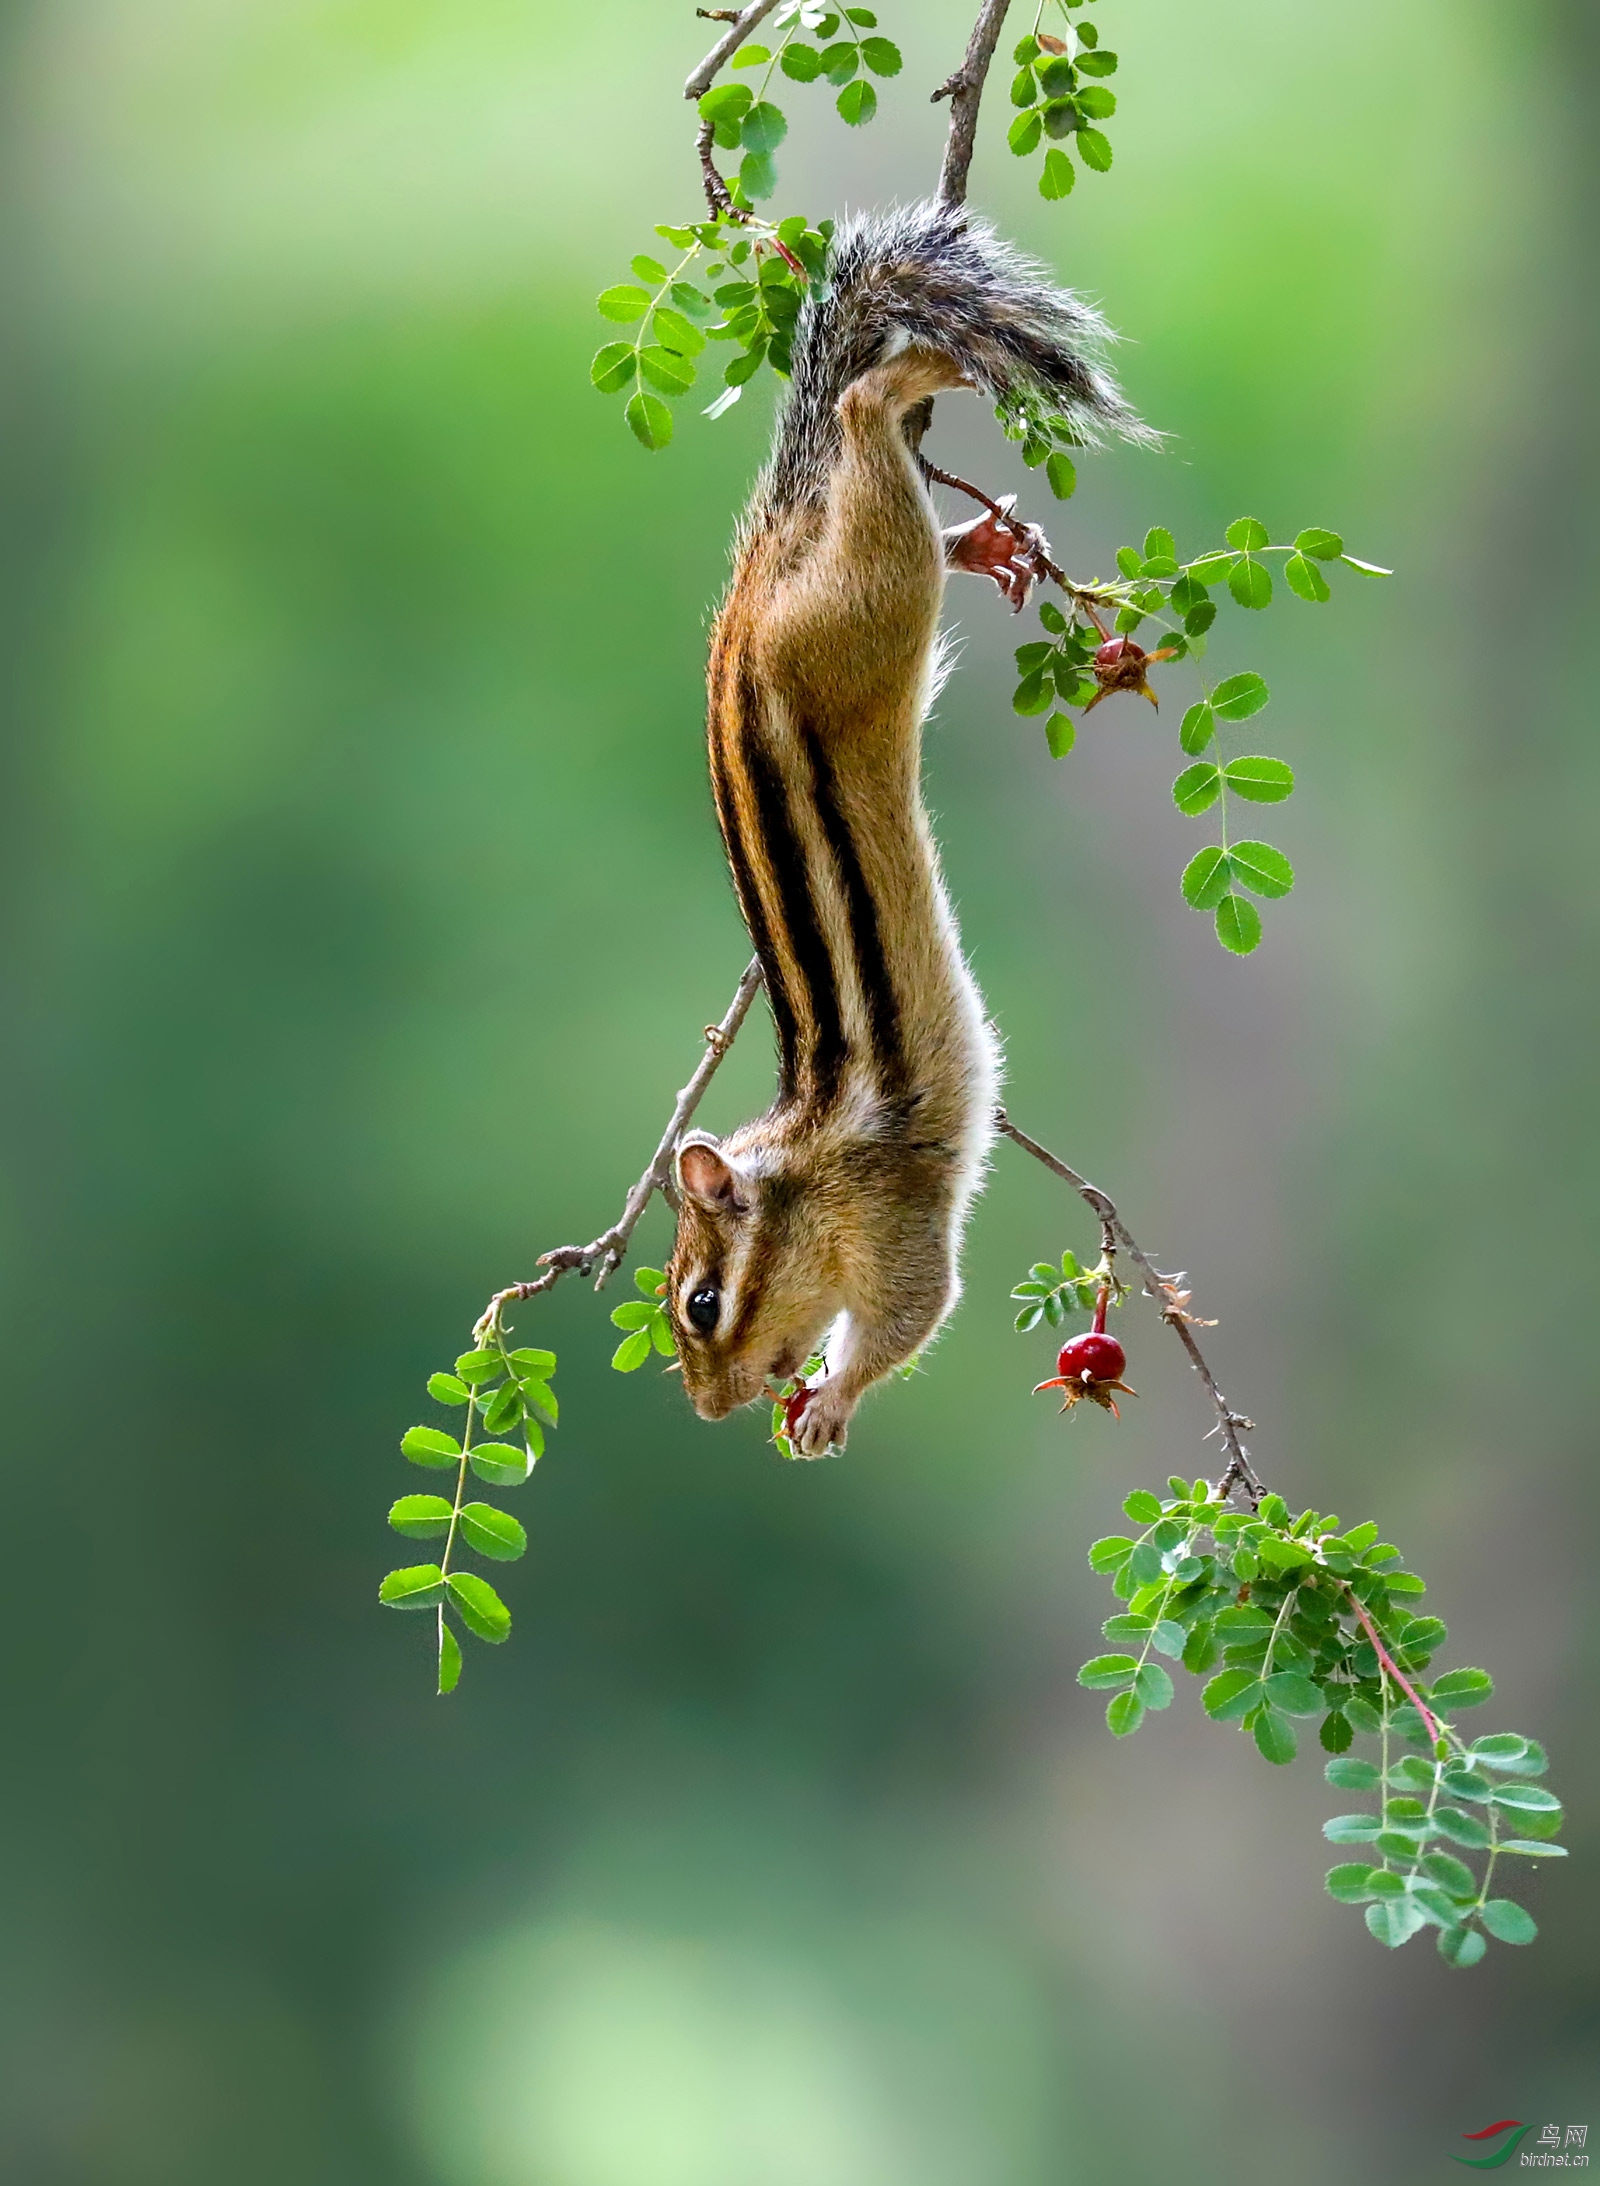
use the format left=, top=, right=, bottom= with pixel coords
left=1039, top=148, right=1075, bottom=200
left=861, top=36, right=901, bottom=73
left=455, top=1350, right=503, bottom=1383
left=509, top=1348, right=556, bottom=1376
left=741, top=101, right=788, bottom=154
left=1229, top=557, right=1273, bottom=610
left=1076, top=125, right=1113, bottom=171
left=630, top=254, right=667, bottom=284
left=1254, top=1708, right=1297, bottom=1764
left=1294, top=527, right=1344, bottom=559
left=1088, top=1534, right=1134, bottom=1573
left=651, top=1314, right=677, bottom=1357
left=1123, top=1489, right=1164, bottom=1523
left=731, top=43, right=770, bottom=67
left=1150, top=1620, right=1187, bottom=1660
left=590, top=343, right=635, bottom=395
left=1433, top=1806, right=1493, bottom=1849
left=1325, top=1756, right=1381, bottom=1789
left=1489, top=1783, right=1562, bottom=1818
left=520, top=1380, right=557, bottom=1425
left=1182, top=846, right=1232, bottom=910
left=481, top=1383, right=522, bottom=1435
left=1365, top=1897, right=1426, bottom=1947
left=1045, top=450, right=1077, bottom=497
left=1498, top=1839, right=1568, bottom=1857
left=610, top=1299, right=655, bottom=1330
left=596, top=285, right=652, bottom=324
left=1419, top=1851, right=1478, bottom=1899
left=1076, top=47, right=1118, bottom=75
left=1322, top=1813, right=1383, bottom=1843
left=698, top=83, right=753, bottom=126
left=426, top=1372, right=471, bottom=1405
left=447, top=1570, right=511, bottom=1644
left=1340, top=554, right=1393, bottom=576
left=437, top=1619, right=462, bottom=1696
left=1431, top=1667, right=1494, bottom=1706
left=653, top=306, right=707, bottom=357
left=1228, top=840, right=1295, bottom=899
left=612, top=1328, right=653, bottom=1372
left=469, top=1442, right=533, bottom=1487
left=388, top=1494, right=454, bottom=1540
left=1225, top=517, right=1270, bottom=551
left=1215, top=894, right=1263, bottom=954
left=1285, top=553, right=1332, bottom=603
left=1437, top=1924, right=1487, bottom=1967
left=1182, top=1621, right=1219, bottom=1674
left=459, top=1502, right=528, bottom=1562
left=638, top=345, right=695, bottom=397
left=1075, top=86, right=1116, bottom=119
left=1077, top=1652, right=1139, bottom=1690
left=1203, top=1668, right=1263, bottom=1721
left=1045, top=712, right=1076, bottom=758
left=781, top=41, right=824, bottom=80
left=1013, top=672, right=1053, bottom=716
left=1224, top=756, right=1294, bottom=803
left=1106, top=1690, right=1145, bottom=1736
left=1179, top=702, right=1215, bottom=756
left=1008, top=109, right=1043, bottom=156
left=625, top=392, right=674, bottom=450
left=1209, top=672, right=1270, bottom=722
left=401, top=1425, right=460, bottom=1469
left=1263, top=1672, right=1324, bottom=1717
left=738, top=150, right=778, bottom=200
left=1135, top=1662, right=1175, bottom=1710
left=836, top=78, right=876, bottom=123
left=1319, top=1711, right=1354, bottom=1754
left=379, top=1563, right=447, bottom=1611
left=1478, top=1897, right=1537, bottom=1945
left=1325, top=1863, right=1378, bottom=1904
left=1172, top=763, right=1221, bottom=817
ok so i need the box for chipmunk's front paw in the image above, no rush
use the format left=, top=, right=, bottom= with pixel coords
left=788, top=1384, right=852, bottom=1459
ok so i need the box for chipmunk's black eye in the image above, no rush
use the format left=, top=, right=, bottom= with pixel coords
left=687, top=1287, right=720, bottom=1332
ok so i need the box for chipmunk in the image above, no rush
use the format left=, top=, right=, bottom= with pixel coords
left=666, top=202, right=1147, bottom=1456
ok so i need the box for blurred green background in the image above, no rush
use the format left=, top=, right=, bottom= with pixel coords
left=3, top=0, right=1595, bottom=2179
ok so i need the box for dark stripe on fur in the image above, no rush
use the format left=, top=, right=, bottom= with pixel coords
left=799, top=722, right=905, bottom=1094
left=737, top=668, right=848, bottom=1106
left=708, top=654, right=801, bottom=1100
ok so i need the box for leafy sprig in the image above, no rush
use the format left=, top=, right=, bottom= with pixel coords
left=1075, top=1480, right=1563, bottom=1961
left=1008, top=4, right=1119, bottom=201
left=380, top=1335, right=556, bottom=1691
left=1010, top=1247, right=1115, bottom=1331
left=610, top=1265, right=677, bottom=1371
left=1011, top=521, right=1392, bottom=953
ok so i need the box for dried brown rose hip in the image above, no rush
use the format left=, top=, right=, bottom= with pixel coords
left=1085, top=631, right=1178, bottom=713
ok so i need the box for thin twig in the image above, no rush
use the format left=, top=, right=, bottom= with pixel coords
left=994, top=1107, right=1266, bottom=1509
left=1346, top=1588, right=1442, bottom=1748
left=473, top=957, right=764, bottom=1340
left=684, top=0, right=783, bottom=99
left=933, top=0, right=1015, bottom=210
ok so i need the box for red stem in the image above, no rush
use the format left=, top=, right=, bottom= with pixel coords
left=1345, top=1587, right=1441, bottom=1748
left=1093, top=1284, right=1109, bottom=1335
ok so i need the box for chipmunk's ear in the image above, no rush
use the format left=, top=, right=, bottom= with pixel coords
left=677, top=1133, right=749, bottom=1211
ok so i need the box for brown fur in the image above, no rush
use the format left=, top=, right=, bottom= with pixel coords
left=666, top=349, right=1000, bottom=1456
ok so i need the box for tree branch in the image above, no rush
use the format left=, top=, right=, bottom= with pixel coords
left=473, top=956, right=764, bottom=1340
left=684, top=0, right=783, bottom=100
left=933, top=0, right=1014, bottom=210
left=994, top=1108, right=1266, bottom=1509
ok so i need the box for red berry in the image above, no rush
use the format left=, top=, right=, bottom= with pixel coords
left=1094, top=636, right=1144, bottom=669
left=1056, top=1330, right=1126, bottom=1385
left=782, top=1385, right=811, bottom=1439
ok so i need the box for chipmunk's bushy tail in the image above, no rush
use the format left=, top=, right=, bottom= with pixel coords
left=763, top=201, right=1153, bottom=512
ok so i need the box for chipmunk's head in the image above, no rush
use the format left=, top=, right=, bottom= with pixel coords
left=665, top=1131, right=842, bottom=1421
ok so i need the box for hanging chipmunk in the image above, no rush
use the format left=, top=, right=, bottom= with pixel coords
left=665, top=202, right=1150, bottom=1456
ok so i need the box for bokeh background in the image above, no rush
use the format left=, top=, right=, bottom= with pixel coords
left=2, top=0, right=1595, bottom=2179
